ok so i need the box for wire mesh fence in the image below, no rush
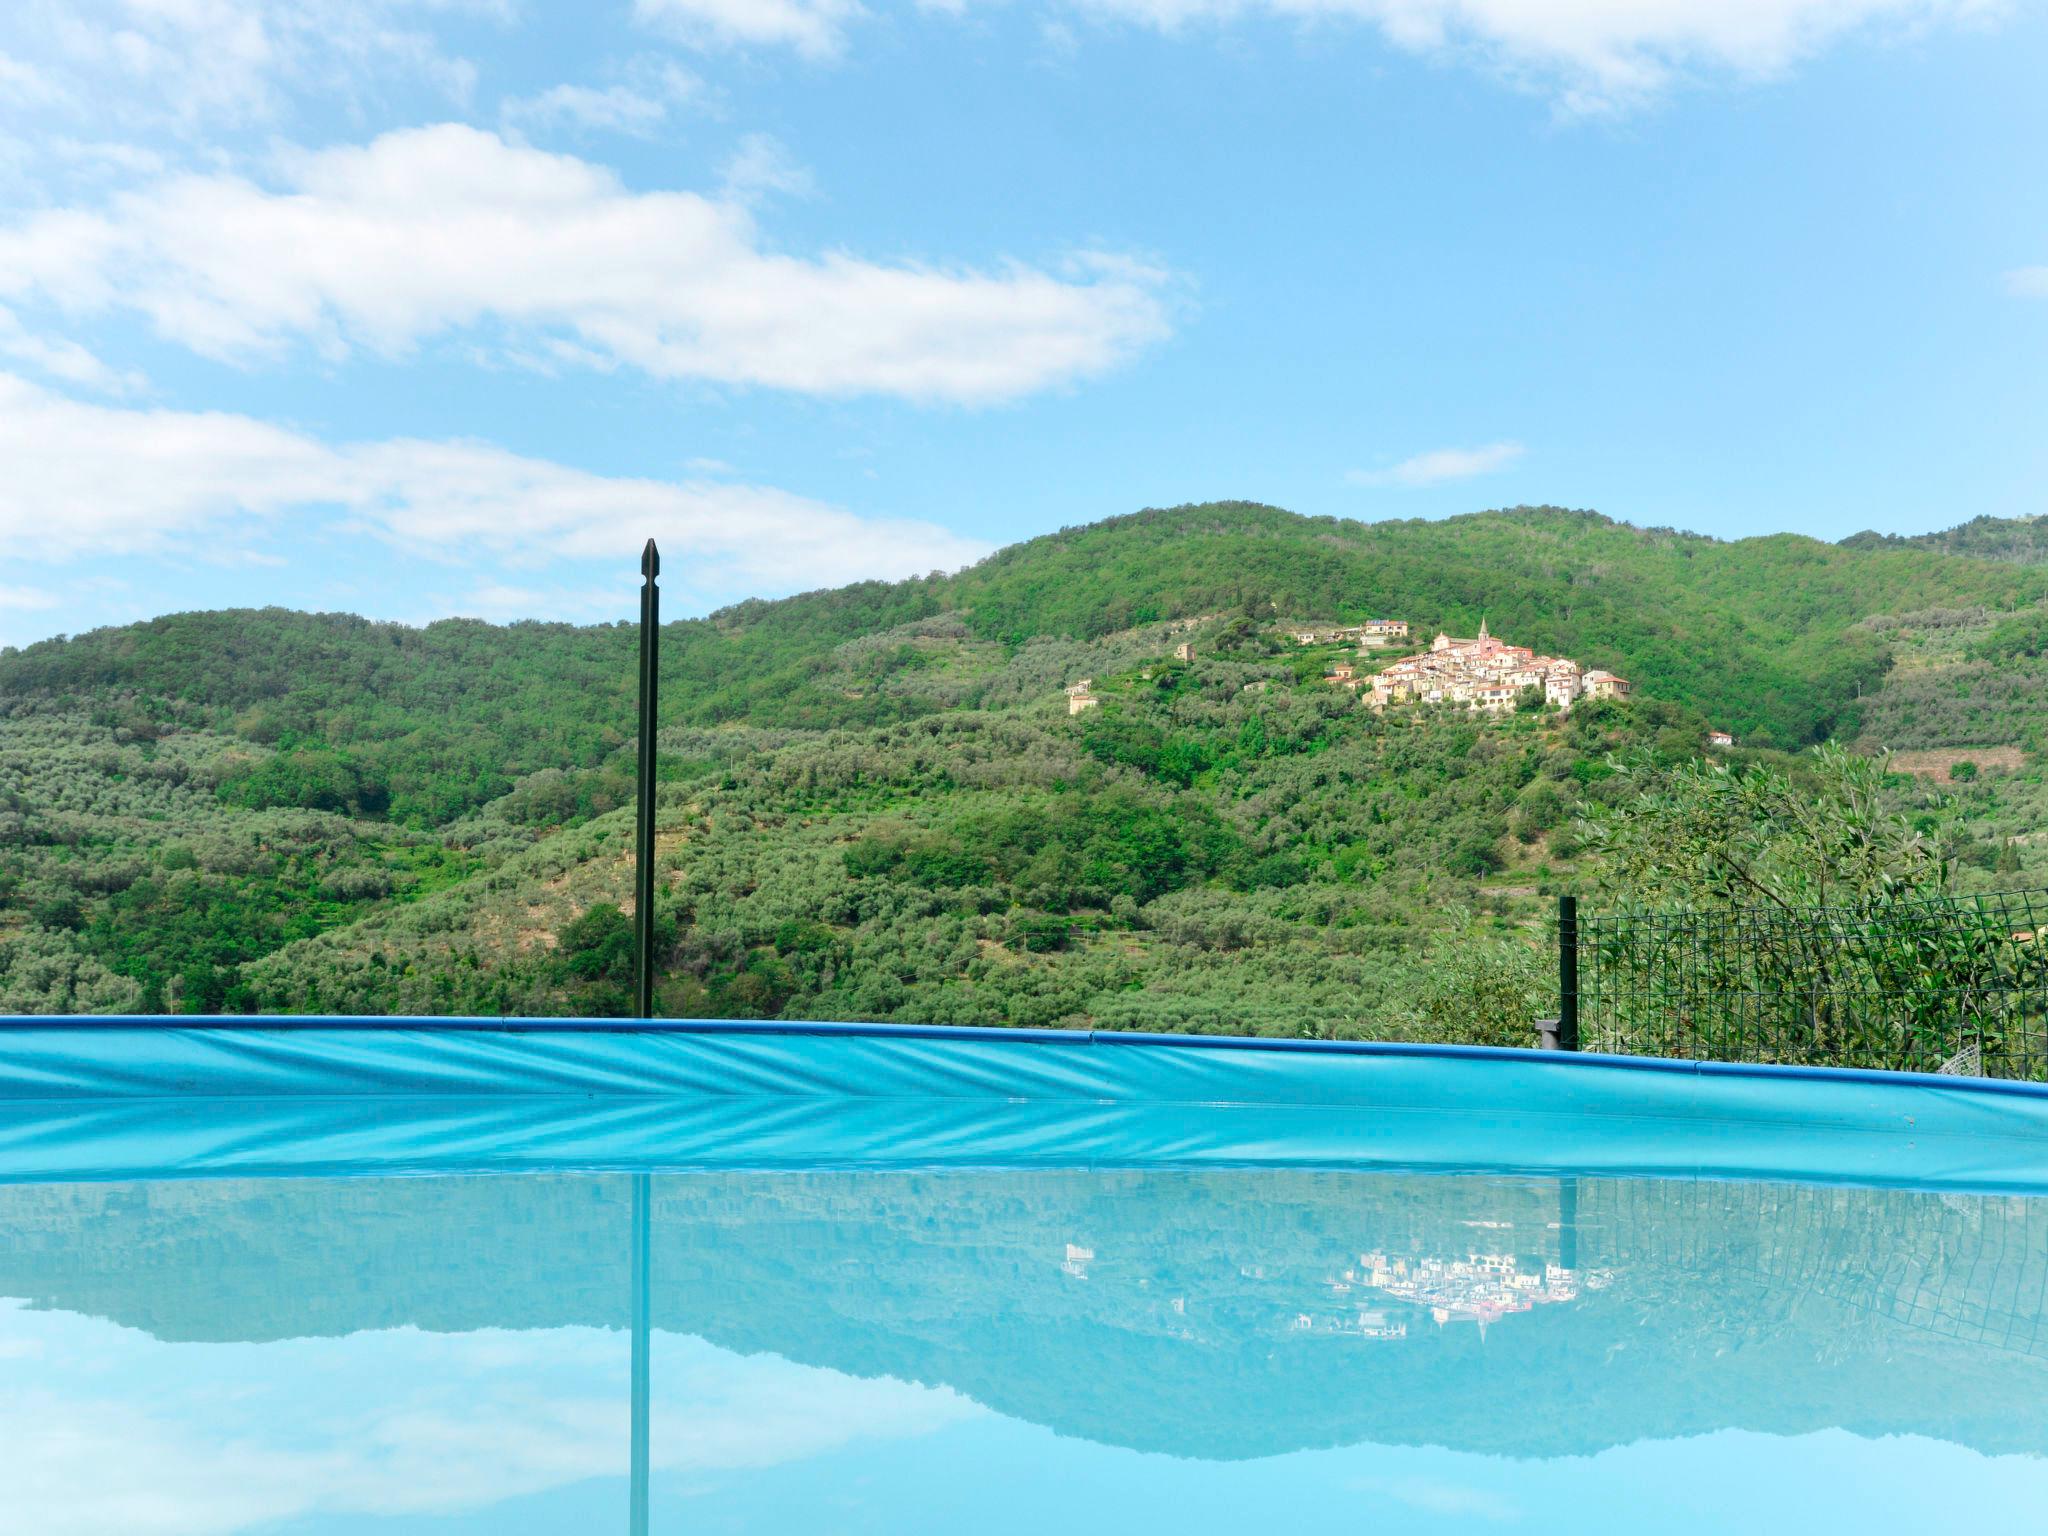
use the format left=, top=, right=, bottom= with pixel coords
left=1578, top=1178, right=2048, bottom=1363
left=1573, top=888, right=2048, bottom=1080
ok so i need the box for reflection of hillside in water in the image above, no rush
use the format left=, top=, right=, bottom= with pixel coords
left=2, top=1168, right=2045, bottom=1459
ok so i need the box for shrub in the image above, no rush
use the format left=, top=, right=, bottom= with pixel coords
left=555, top=903, right=634, bottom=982
left=30, top=895, right=84, bottom=931
left=1014, top=915, right=1074, bottom=953
left=1416, top=940, right=1548, bottom=1048
left=218, top=750, right=391, bottom=818
left=320, top=867, right=395, bottom=901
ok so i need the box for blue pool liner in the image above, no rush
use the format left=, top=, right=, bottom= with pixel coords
left=1, top=1017, right=2046, bottom=1189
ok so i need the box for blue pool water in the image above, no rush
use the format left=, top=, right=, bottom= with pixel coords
left=5, top=1160, right=2048, bottom=1534
left=5, top=1024, right=2048, bottom=1532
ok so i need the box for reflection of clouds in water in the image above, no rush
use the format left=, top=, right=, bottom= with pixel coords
left=4, top=1391, right=339, bottom=1536
left=0, top=1316, right=982, bottom=1536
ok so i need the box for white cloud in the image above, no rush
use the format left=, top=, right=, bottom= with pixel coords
left=633, top=0, right=869, bottom=58
left=0, top=584, right=60, bottom=611
left=41, top=137, right=168, bottom=179
left=0, top=375, right=338, bottom=560
left=0, top=124, right=1170, bottom=404
left=933, top=0, right=2004, bottom=110
left=2007, top=266, right=2048, bottom=298
left=721, top=132, right=815, bottom=202
left=502, top=59, right=701, bottom=139
left=1348, top=440, right=1524, bottom=488
left=0, top=49, right=61, bottom=106
left=0, top=304, right=142, bottom=392
left=502, top=82, right=675, bottom=136
left=0, top=2, right=491, bottom=136
left=0, top=373, right=993, bottom=590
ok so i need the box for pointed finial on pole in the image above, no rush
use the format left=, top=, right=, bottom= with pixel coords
left=641, top=538, right=660, bottom=580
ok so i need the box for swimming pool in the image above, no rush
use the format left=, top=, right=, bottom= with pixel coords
left=4, top=1020, right=2048, bottom=1533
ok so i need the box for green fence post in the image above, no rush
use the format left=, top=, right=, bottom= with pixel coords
left=1558, top=894, right=1579, bottom=1052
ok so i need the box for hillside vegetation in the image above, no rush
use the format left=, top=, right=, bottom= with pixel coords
left=6, top=501, right=2048, bottom=1027
left=1844, top=514, right=2048, bottom=566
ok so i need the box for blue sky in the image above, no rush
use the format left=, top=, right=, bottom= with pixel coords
left=1, top=0, right=2045, bottom=648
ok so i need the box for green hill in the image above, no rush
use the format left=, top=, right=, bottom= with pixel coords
left=1843, top=513, right=2048, bottom=566
left=14, top=502, right=2047, bottom=769
left=6, top=501, right=2048, bottom=1023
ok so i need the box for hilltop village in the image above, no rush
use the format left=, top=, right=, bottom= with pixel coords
left=1321, top=620, right=1633, bottom=714
left=1062, top=618, right=1635, bottom=718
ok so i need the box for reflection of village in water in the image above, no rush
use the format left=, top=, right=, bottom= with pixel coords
left=1335, top=1249, right=1614, bottom=1335
left=1060, top=1236, right=1614, bottom=1341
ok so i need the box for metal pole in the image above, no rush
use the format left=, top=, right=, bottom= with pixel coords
left=635, top=540, right=660, bottom=1021
left=630, top=546, right=660, bottom=1533
left=1558, top=893, right=1579, bottom=1052
left=629, top=1170, right=651, bottom=1536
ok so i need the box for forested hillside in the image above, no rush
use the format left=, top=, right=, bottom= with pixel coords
left=1843, top=514, right=2048, bottom=567
left=7, top=501, right=2048, bottom=1024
